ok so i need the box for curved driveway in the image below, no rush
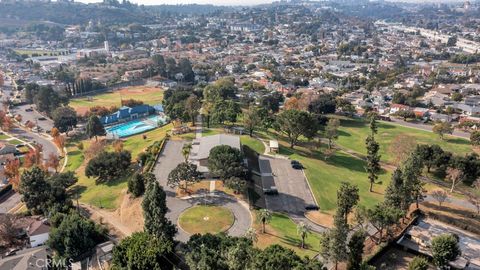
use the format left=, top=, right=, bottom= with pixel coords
left=153, top=140, right=252, bottom=242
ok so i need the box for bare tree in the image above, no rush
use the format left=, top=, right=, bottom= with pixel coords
left=0, top=214, right=19, bottom=246
left=446, top=168, right=463, bottom=193
left=431, top=190, right=449, bottom=206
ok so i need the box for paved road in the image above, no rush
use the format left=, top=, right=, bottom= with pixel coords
left=0, top=246, right=48, bottom=270
left=153, top=140, right=252, bottom=242
left=387, top=118, right=470, bottom=139
left=0, top=191, right=20, bottom=214
left=10, top=105, right=54, bottom=132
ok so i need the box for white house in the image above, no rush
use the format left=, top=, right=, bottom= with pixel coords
left=28, top=219, right=50, bottom=247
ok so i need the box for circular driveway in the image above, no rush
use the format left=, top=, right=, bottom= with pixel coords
left=153, top=140, right=252, bottom=242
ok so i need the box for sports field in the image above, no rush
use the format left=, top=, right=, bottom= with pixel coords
left=70, top=86, right=164, bottom=115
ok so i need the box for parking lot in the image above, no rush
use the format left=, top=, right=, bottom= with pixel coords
left=259, top=156, right=317, bottom=215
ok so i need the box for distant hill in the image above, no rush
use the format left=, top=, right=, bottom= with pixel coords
left=0, top=2, right=156, bottom=25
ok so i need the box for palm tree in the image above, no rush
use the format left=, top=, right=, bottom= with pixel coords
left=182, top=143, right=192, bottom=162
left=244, top=228, right=258, bottom=243
left=258, top=209, right=272, bottom=234
left=297, top=222, right=310, bottom=249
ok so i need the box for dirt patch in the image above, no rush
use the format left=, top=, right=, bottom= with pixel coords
left=117, top=192, right=144, bottom=233
left=305, top=211, right=334, bottom=228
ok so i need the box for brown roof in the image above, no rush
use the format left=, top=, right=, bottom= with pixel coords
left=28, top=220, right=50, bottom=236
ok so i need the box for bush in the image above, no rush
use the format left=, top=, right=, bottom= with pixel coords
left=76, top=142, right=84, bottom=150
left=128, top=173, right=145, bottom=197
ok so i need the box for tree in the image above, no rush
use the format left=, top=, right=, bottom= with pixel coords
left=396, top=110, right=416, bottom=121
left=185, top=95, right=201, bottom=126
left=181, top=143, right=192, bottom=162
left=48, top=213, right=106, bottom=260
left=365, top=135, right=381, bottom=192
left=244, top=228, right=258, bottom=243
left=308, top=94, right=336, bottom=115
left=296, top=222, right=310, bottom=249
left=34, top=86, right=68, bottom=115
left=433, top=122, right=453, bottom=140
left=366, top=203, right=403, bottom=243
left=52, top=106, right=77, bottom=135
left=259, top=92, right=284, bottom=113
left=325, top=118, right=340, bottom=149
left=86, top=115, right=106, bottom=141
left=408, top=257, right=430, bottom=270
left=225, top=176, right=247, bottom=194
left=402, top=152, right=425, bottom=210
left=470, top=131, right=480, bottom=147
left=431, top=233, right=461, bottom=269
left=19, top=167, right=53, bottom=215
left=431, top=190, right=449, bottom=206
left=167, top=162, right=202, bottom=193
left=337, top=182, right=359, bottom=223
left=446, top=167, right=463, bottom=193
left=4, top=158, right=21, bottom=190
left=347, top=230, right=366, bottom=270
left=389, top=134, right=417, bottom=166
left=53, top=135, right=66, bottom=154
left=320, top=213, right=348, bottom=270
left=111, top=232, right=176, bottom=270
left=275, top=109, right=318, bottom=148
left=49, top=171, right=78, bottom=189
left=243, top=105, right=261, bottom=137
left=0, top=214, right=19, bottom=246
left=128, top=172, right=146, bottom=197
left=384, top=168, right=404, bottom=209
left=368, top=113, right=378, bottom=135
left=207, top=145, right=244, bottom=179
left=45, top=152, right=60, bottom=172
left=142, top=180, right=176, bottom=240
left=85, top=150, right=131, bottom=183
left=258, top=209, right=272, bottom=233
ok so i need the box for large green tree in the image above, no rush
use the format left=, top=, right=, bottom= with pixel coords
left=347, top=230, right=366, bottom=270
left=337, top=182, right=359, bottom=223
left=85, top=150, right=131, bottom=183
left=275, top=109, right=318, bottom=148
left=431, top=234, right=461, bottom=269
left=86, top=115, right=106, bottom=141
left=111, top=232, right=176, bottom=270
left=207, top=145, right=244, bottom=179
left=48, top=213, right=106, bottom=260
left=167, top=162, right=202, bottom=192
left=142, top=180, right=176, bottom=240
left=52, top=106, right=77, bottom=135
left=365, top=135, right=381, bottom=192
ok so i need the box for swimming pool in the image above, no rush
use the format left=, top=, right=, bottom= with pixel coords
left=106, top=115, right=168, bottom=138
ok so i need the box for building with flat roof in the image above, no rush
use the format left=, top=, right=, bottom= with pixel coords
left=190, top=134, right=241, bottom=174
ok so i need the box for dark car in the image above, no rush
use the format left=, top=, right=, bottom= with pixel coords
left=291, top=160, right=303, bottom=169
left=305, top=204, right=319, bottom=211
left=25, top=108, right=33, bottom=112
left=37, top=117, right=46, bottom=121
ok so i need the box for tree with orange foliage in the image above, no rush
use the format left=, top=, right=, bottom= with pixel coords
left=24, top=145, right=43, bottom=168
left=51, top=127, right=60, bottom=138
left=1, top=115, right=13, bottom=132
left=284, top=97, right=301, bottom=110
left=26, top=121, right=35, bottom=130
left=4, top=158, right=20, bottom=190
left=53, top=135, right=66, bottom=154
left=45, top=152, right=60, bottom=172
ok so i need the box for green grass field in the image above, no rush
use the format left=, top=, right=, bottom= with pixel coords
left=278, top=142, right=391, bottom=211
left=66, top=124, right=171, bottom=209
left=255, top=212, right=321, bottom=258
left=241, top=135, right=265, bottom=154
left=69, top=87, right=164, bottom=114
left=337, top=118, right=473, bottom=163
left=179, top=205, right=234, bottom=234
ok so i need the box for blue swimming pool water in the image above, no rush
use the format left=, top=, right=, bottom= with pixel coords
left=106, top=115, right=168, bottom=138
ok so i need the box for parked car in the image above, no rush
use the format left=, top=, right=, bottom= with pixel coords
left=304, top=204, right=319, bottom=211
left=37, top=117, right=46, bottom=121
left=291, top=160, right=303, bottom=169
left=263, top=186, right=279, bottom=195
left=25, top=108, right=33, bottom=112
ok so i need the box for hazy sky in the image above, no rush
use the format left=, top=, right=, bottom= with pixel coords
left=76, top=0, right=274, bottom=6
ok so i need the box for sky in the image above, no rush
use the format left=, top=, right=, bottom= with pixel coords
left=76, top=0, right=274, bottom=6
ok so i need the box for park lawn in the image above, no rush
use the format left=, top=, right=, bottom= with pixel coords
left=241, top=135, right=265, bottom=154
left=121, top=124, right=171, bottom=157
left=337, top=118, right=473, bottom=163
left=255, top=212, right=322, bottom=258
left=202, top=128, right=223, bottom=137
left=65, top=141, right=86, bottom=172
left=178, top=205, right=234, bottom=234
left=7, top=139, right=23, bottom=145
left=69, top=86, right=164, bottom=114
left=279, top=143, right=391, bottom=211
left=0, top=134, right=10, bottom=140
